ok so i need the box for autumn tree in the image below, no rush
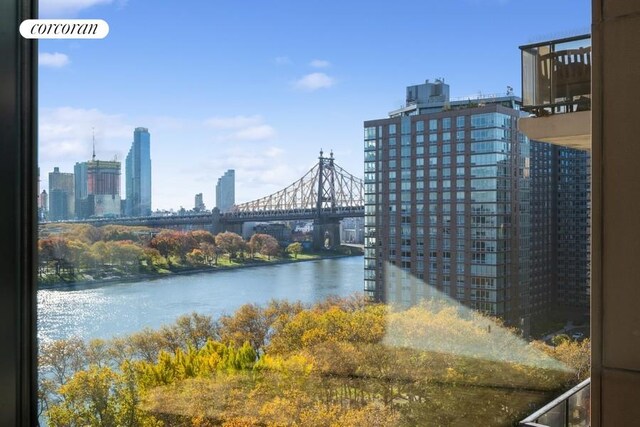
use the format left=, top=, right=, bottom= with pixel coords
left=186, top=249, right=206, bottom=266
left=215, top=232, right=245, bottom=260
left=46, top=364, right=160, bottom=427
left=260, top=235, right=280, bottom=260
left=150, top=231, right=198, bottom=264
left=39, top=237, right=71, bottom=274
left=107, top=240, right=144, bottom=273
left=140, top=247, right=169, bottom=272
left=247, top=234, right=266, bottom=259
left=101, top=225, right=155, bottom=244
left=39, top=337, right=87, bottom=388
left=199, top=242, right=217, bottom=265
left=219, top=304, right=271, bottom=351
left=286, top=242, right=303, bottom=259
left=43, top=223, right=102, bottom=245
left=121, top=328, right=171, bottom=363
left=159, top=313, right=219, bottom=351
left=535, top=338, right=591, bottom=383
left=190, top=230, right=216, bottom=245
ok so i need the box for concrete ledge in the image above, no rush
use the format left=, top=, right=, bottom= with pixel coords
left=519, top=111, right=591, bottom=151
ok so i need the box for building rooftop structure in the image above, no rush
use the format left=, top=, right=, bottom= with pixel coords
left=388, top=78, right=521, bottom=118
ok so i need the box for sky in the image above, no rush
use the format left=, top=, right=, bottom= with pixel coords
left=38, top=0, right=591, bottom=211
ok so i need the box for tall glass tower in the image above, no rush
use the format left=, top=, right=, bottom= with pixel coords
left=216, top=169, right=235, bottom=212
left=125, top=127, right=152, bottom=217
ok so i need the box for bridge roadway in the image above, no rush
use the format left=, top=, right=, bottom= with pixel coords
left=223, top=206, right=363, bottom=223
left=45, top=206, right=364, bottom=229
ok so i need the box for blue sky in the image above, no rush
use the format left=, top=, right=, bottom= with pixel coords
left=38, top=0, right=591, bottom=210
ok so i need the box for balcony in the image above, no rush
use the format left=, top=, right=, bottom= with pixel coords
left=518, top=35, right=591, bottom=151
left=520, top=378, right=591, bottom=427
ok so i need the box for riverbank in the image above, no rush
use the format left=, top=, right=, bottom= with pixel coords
left=38, top=251, right=363, bottom=291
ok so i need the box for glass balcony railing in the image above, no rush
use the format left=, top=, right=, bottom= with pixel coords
left=520, top=35, right=591, bottom=116
left=520, top=378, right=591, bottom=427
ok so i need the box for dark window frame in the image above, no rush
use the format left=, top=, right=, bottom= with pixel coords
left=0, top=0, right=38, bottom=424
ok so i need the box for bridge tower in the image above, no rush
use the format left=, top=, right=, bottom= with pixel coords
left=313, top=150, right=341, bottom=250
left=221, top=150, right=364, bottom=250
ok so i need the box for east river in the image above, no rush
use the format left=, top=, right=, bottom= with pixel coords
left=37, top=256, right=364, bottom=344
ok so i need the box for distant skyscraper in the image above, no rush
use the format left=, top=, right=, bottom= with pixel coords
left=74, top=161, right=88, bottom=218
left=87, top=159, right=121, bottom=217
left=125, top=127, right=152, bottom=217
left=194, top=193, right=205, bottom=211
left=216, top=169, right=235, bottom=212
left=39, top=190, right=48, bottom=221
left=48, top=167, right=74, bottom=221
left=39, top=190, right=48, bottom=212
left=75, top=154, right=122, bottom=219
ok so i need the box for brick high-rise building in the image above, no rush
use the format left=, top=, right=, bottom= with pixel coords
left=364, top=79, right=590, bottom=332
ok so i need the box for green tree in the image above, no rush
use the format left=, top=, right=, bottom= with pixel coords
left=286, top=242, right=303, bottom=259
left=552, top=334, right=571, bottom=346
left=140, top=247, right=168, bottom=272
left=107, top=240, right=144, bottom=273
left=47, top=365, right=160, bottom=427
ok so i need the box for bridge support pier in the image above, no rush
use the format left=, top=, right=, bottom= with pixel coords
left=313, top=218, right=341, bottom=251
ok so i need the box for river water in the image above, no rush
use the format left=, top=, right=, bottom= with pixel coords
left=37, top=256, right=364, bottom=344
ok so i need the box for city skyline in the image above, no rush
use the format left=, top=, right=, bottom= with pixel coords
left=37, top=0, right=590, bottom=210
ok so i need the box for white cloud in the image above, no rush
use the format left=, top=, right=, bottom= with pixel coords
left=310, top=59, right=330, bottom=68
left=293, top=72, right=335, bottom=91
left=274, top=56, right=292, bottom=65
left=39, top=0, right=116, bottom=17
left=39, top=107, right=131, bottom=164
left=39, top=52, right=70, bottom=68
left=204, top=115, right=276, bottom=141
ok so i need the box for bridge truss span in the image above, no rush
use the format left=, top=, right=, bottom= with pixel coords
left=228, top=150, right=364, bottom=219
